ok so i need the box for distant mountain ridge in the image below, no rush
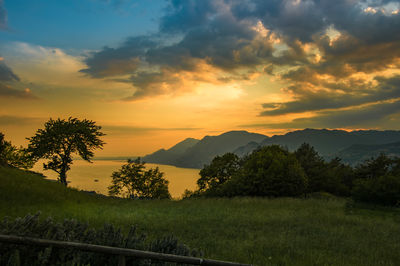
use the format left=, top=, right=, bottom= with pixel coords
left=143, top=129, right=400, bottom=168
left=143, top=131, right=266, bottom=168
left=334, top=141, right=400, bottom=165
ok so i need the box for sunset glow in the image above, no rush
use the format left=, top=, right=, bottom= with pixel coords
left=1, top=0, right=400, bottom=156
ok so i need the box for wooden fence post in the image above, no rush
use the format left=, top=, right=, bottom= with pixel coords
left=118, top=254, right=126, bottom=266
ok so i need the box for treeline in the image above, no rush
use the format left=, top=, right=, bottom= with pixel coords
left=185, top=144, right=400, bottom=207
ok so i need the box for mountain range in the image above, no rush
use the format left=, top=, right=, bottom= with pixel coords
left=143, top=129, right=400, bottom=168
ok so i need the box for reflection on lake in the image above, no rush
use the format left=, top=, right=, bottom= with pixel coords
left=32, top=160, right=200, bottom=199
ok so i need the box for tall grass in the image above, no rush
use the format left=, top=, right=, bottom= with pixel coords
left=1, top=166, right=400, bottom=265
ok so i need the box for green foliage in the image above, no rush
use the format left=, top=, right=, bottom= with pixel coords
left=108, top=158, right=171, bottom=199
left=352, top=154, right=400, bottom=206
left=352, top=174, right=400, bottom=206
left=0, top=213, right=200, bottom=265
left=0, top=132, right=34, bottom=169
left=322, top=157, right=355, bottom=196
left=197, top=153, right=240, bottom=192
left=294, top=143, right=326, bottom=193
left=181, top=189, right=200, bottom=199
left=227, top=145, right=307, bottom=197
left=354, top=153, right=394, bottom=180
left=27, top=117, right=105, bottom=186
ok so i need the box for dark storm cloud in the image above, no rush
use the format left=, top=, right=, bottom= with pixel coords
left=0, top=0, right=7, bottom=30
left=81, top=0, right=400, bottom=103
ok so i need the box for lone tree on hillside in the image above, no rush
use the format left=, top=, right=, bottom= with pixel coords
left=27, top=117, right=105, bottom=186
left=108, top=158, right=171, bottom=199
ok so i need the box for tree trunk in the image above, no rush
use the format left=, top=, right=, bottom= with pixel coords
left=60, top=169, right=67, bottom=186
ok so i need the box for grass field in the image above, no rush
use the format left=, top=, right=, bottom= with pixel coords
left=1, top=166, right=400, bottom=265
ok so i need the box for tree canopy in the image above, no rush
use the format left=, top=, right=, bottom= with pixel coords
left=197, top=152, right=240, bottom=192
left=0, top=132, right=33, bottom=169
left=27, top=117, right=105, bottom=185
left=108, top=158, right=171, bottom=199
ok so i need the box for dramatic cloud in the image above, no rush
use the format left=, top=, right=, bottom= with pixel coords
left=80, top=0, right=400, bottom=130
left=80, top=0, right=277, bottom=99
left=261, top=75, right=400, bottom=116
left=251, top=99, right=400, bottom=129
left=0, top=0, right=7, bottom=30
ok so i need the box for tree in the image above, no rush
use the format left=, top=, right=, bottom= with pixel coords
left=232, top=145, right=307, bottom=197
left=197, top=153, right=241, bottom=192
left=0, top=132, right=34, bottom=169
left=352, top=154, right=400, bottom=206
left=27, top=117, right=105, bottom=186
left=108, top=158, right=171, bottom=199
left=294, top=143, right=326, bottom=193
left=354, top=153, right=393, bottom=180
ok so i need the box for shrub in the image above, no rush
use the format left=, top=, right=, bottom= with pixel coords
left=0, top=213, right=200, bottom=265
left=352, top=174, right=400, bottom=206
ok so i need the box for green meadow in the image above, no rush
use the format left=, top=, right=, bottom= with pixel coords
left=1, top=166, right=400, bottom=266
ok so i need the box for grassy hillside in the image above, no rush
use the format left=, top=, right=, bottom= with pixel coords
left=1, top=166, right=400, bottom=265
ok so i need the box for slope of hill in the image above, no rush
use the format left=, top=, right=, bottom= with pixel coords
left=334, top=141, right=400, bottom=165
left=143, top=138, right=199, bottom=165
left=144, top=131, right=266, bottom=168
left=1, top=166, right=400, bottom=265
left=175, top=131, right=266, bottom=168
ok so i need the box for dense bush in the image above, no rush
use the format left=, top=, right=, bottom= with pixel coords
left=351, top=154, right=400, bottom=206
left=352, top=174, right=400, bottom=206
left=0, top=213, right=200, bottom=265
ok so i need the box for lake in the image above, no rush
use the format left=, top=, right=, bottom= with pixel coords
left=32, top=160, right=200, bottom=199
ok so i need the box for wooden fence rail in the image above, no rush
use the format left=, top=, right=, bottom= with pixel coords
left=0, top=234, right=252, bottom=266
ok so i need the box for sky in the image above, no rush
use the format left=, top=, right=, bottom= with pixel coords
left=1, top=0, right=400, bottom=156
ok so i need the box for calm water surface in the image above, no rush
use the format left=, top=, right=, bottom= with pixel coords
left=32, top=160, right=200, bottom=199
